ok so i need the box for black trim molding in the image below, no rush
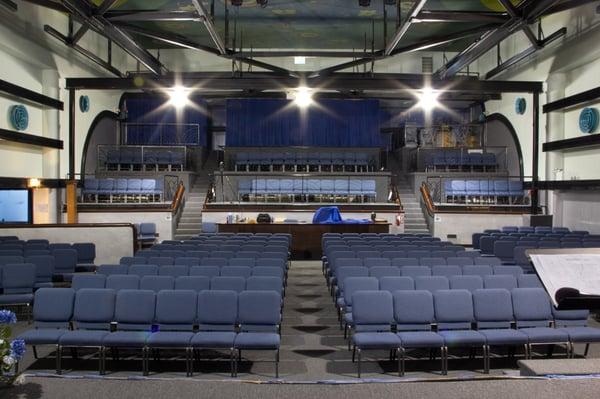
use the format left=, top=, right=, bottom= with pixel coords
left=0, top=79, right=64, bottom=110
left=0, top=128, right=63, bottom=149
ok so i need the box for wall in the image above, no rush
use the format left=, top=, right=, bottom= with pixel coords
left=74, top=211, right=174, bottom=242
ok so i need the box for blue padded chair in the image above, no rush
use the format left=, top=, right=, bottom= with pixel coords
left=201, top=258, right=228, bottom=267
left=473, top=257, right=502, bottom=266
left=139, top=223, right=157, bottom=246
left=140, top=275, right=175, bottom=292
left=114, top=178, right=128, bottom=199
left=174, top=276, right=210, bottom=292
left=26, top=255, right=55, bottom=288
left=83, top=178, right=99, bottom=202
left=494, top=240, right=518, bottom=263
left=175, top=257, right=201, bottom=267
left=420, top=257, right=446, bottom=267
left=462, top=265, right=493, bottom=278
left=0, top=255, right=24, bottom=265
left=473, top=289, right=528, bottom=372
left=190, top=290, right=238, bottom=376
left=363, top=257, right=391, bottom=268
left=512, top=288, right=570, bottom=358
left=18, top=288, right=75, bottom=359
left=334, top=179, right=349, bottom=199
left=52, top=249, right=78, bottom=282
left=379, top=276, right=414, bottom=293
left=335, top=266, right=369, bottom=301
left=415, top=276, right=450, bottom=292
left=246, top=276, right=283, bottom=297
left=234, top=291, right=282, bottom=378
left=362, top=180, right=376, bottom=201
left=57, top=289, right=116, bottom=374
left=252, top=266, right=284, bottom=280
left=142, top=179, right=156, bottom=201
left=466, top=180, right=480, bottom=203
left=106, top=275, right=140, bottom=291
left=517, top=274, right=543, bottom=288
left=509, top=181, right=524, bottom=202
left=494, top=181, right=510, bottom=200
left=190, top=266, right=220, bottom=279
left=433, top=290, right=486, bottom=374
left=127, top=179, right=143, bottom=201
left=72, top=243, right=96, bottom=272
left=102, top=289, right=156, bottom=374
left=129, top=264, right=159, bottom=277
left=0, top=264, right=36, bottom=315
left=482, top=153, right=496, bottom=171
left=431, top=265, right=462, bottom=278
left=97, top=179, right=115, bottom=200
left=220, top=266, right=252, bottom=279
left=451, top=180, right=466, bottom=202
left=350, top=291, right=401, bottom=378
left=72, top=274, right=106, bottom=290
left=392, top=258, right=419, bottom=267
left=159, top=266, right=189, bottom=278
left=341, top=277, right=379, bottom=336
left=145, top=290, right=198, bottom=376
left=493, top=265, right=524, bottom=277
left=401, top=266, right=431, bottom=278
left=553, top=308, right=600, bottom=357
left=483, top=275, right=518, bottom=290
left=98, top=264, right=128, bottom=276
left=394, top=290, right=445, bottom=376
left=211, top=276, right=245, bottom=293
left=369, top=266, right=401, bottom=279
left=320, top=179, right=335, bottom=197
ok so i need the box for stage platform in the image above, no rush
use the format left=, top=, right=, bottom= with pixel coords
left=519, top=358, right=600, bottom=376
left=218, top=222, right=391, bottom=259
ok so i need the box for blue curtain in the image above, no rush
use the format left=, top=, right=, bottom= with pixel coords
left=226, top=99, right=383, bottom=147
left=125, top=96, right=208, bottom=146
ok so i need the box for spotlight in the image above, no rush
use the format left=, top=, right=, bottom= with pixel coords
left=256, top=0, right=268, bottom=7
left=417, top=88, right=439, bottom=111
left=358, top=0, right=370, bottom=6
left=294, top=86, right=312, bottom=108
left=168, top=86, right=189, bottom=108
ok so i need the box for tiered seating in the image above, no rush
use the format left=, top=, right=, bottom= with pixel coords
left=443, top=179, right=525, bottom=204
left=104, top=147, right=185, bottom=171
left=424, top=149, right=497, bottom=172
left=473, top=227, right=599, bottom=270
left=82, top=178, right=163, bottom=203
left=18, top=288, right=282, bottom=377
left=348, top=287, right=600, bottom=377
left=238, top=178, right=376, bottom=202
left=234, top=150, right=372, bottom=172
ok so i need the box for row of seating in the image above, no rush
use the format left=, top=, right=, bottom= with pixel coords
left=233, top=151, right=373, bottom=172
left=443, top=180, right=525, bottom=204
left=0, top=242, right=95, bottom=264
left=0, top=250, right=88, bottom=282
left=499, top=226, right=580, bottom=234
left=104, top=148, right=185, bottom=171
left=348, top=288, right=599, bottom=376
left=120, top=255, right=288, bottom=267
left=73, top=274, right=283, bottom=296
left=150, top=242, right=289, bottom=252
left=424, top=150, right=497, bottom=172
left=99, top=264, right=285, bottom=280
left=82, top=178, right=164, bottom=203
left=238, top=178, right=377, bottom=202
left=19, top=288, right=282, bottom=377
left=489, top=238, right=600, bottom=264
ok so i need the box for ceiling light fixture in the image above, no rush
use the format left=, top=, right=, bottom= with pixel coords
left=294, top=86, right=313, bottom=108
left=168, top=86, right=190, bottom=108
left=294, top=56, right=306, bottom=65
left=417, top=88, right=439, bottom=111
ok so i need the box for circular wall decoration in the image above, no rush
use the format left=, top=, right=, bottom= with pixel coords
left=9, top=105, right=29, bottom=131
left=515, top=97, right=527, bottom=115
left=579, top=107, right=599, bottom=133
left=79, top=95, right=90, bottom=113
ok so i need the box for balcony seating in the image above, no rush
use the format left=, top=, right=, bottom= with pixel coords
left=82, top=178, right=163, bottom=203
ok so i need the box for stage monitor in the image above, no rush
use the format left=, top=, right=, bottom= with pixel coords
left=0, top=189, right=32, bottom=224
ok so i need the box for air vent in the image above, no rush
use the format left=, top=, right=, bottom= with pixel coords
left=422, top=57, right=433, bottom=74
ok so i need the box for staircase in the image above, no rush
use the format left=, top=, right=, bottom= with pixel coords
left=397, top=178, right=430, bottom=234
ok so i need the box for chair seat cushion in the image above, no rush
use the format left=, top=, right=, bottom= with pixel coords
left=519, top=327, right=569, bottom=343
left=191, top=332, right=237, bottom=348
left=0, top=294, right=34, bottom=304
left=146, top=331, right=194, bottom=347
left=103, top=331, right=152, bottom=347
left=559, top=327, right=600, bottom=343
left=479, top=329, right=528, bottom=345
left=234, top=332, right=280, bottom=349
left=397, top=331, right=444, bottom=348
left=59, top=330, right=109, bottom=346
left=19, top=328, right=68, bottom=345
left=438, top=330, right=486, bottom=347
left=353, top=332, right=401, bottom=349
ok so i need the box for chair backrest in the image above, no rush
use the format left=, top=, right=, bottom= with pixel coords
left=393, top=290, right=435, bottom=331
left=493, top=265, right=524, bottom=277
left=483, top=275, right=518, bottom=290
left=246, top=276, right=283, bottom=296
left=449, top=275, right=483, bottom=292
left=472, top=288, right=514, bottom=329
left=251, top=266, right=284, bottom=279
left=52, top=249, right=78, bottom=274
left=72, top=274, right=106, bottom=290
left=154, top=290, right=197, bottom=329
left=210, top=276, right=246, bottom=293
left=148, top=257, right=174, bottom=266
left=512, top=288, right=553, bottom=328
left=392, top=258, right=419, bottom=267
left=220, top=266, right=252, bottom=279
left=189, top=266, right=221, bottom=279
left=414, top=276, right=450, bottom=292
left=343, top=277, right=379, bottom=306
left=174, top=276, right=210, bottom=292
left=447, top=256, right=474, bottom=266
left=25, top=255, right=54, bottom=282
left=378, top=276, right=414, bottom=292
left=228, top=258, right=255, bottom=267
left=129, top=264, right=159, bottom=277
left=32, top=288, right=75, bottom=328
left=336, top=266, right=369, bottom=291
left=420, top=257, right=446, bottom=266
left=433, top=289, right=474, bottom=330
left=106, top=274, right=140, bottom=291
left=2, top=263, right=36, bottom=293
left=237, top=291, right=281, bottom=332
left=363, top=257, right=391, bottom=268
left=462, top=265, right=493, bottom=277
left=114, top=289, right=156, bottom=330
left=352, top=290, right=395, bottom=332
left=73, top=289, right=116, bottom=329
left=159, top=265, right=189, bottom=278
left=72, top=243, right=96, bottom=264
left=197, top=290, right=238, bottom=331
left=98, top=264, right=128, bottom=275
left=517, top=274, right=543, bottom=288
left=401, top=266, right=431, bottom=278
left=140, top=275, right=175, bottom=292
left=369, top=266, right=401, bottom=279
left=431, top=265, right=462, bottom=278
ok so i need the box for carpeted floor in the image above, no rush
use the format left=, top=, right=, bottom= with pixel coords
left=5, top=261, right=600, bottom=397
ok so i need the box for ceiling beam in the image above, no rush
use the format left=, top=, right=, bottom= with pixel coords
left=190, top=0, right=226, bottom=54
left=105, top=10, right=200, bottom=22
left=229, top=50, right=379, bottom=58
left=0, top=0, right=17, bottom=12
left=540, top=0, right=598, bottom=16
left=385, top=0, right=428, bottom=56
left=413, top=10, right=510, bottom=24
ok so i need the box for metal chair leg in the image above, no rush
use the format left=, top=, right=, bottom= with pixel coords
left=56, top=345, right=62, bottom=375
left=275, top=348, right=280, bottom=379
left=585, top=343, right=590, bottom=357
left=399, top=348, right=405, bottom=377
left=357, top=348, right=361, bottom=378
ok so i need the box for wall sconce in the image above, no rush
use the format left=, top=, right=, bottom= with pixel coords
left=28, top=178, right=41, bottom=188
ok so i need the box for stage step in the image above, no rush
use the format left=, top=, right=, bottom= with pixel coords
left=519, top=359, right=600, bottom=376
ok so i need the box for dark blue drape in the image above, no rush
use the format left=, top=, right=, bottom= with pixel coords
left=226, top=99, right=383, bottom=147
left=125, top=96, right=208, bottom=146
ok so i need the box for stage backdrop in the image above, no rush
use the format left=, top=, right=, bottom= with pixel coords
left=124, top=96, right=209, bottom=147
left=226, top=98, right=383, bottom=147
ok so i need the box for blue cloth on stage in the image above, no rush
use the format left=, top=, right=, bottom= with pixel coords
left=312, top=207, right=372, bottom=224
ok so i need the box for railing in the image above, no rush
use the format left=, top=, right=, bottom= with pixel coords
left=124, top=123, right=201, bottom=146
left=420, top=183, right=436, bottom=217
left=424, top=175, right=531, bottom=206
left=408, top=145, right=509, bottom=173
left=389, top=184, right=404, bottom=211
left=171, top=182, right=186, bottom=227
left=97, top=145, right=187, bottom=172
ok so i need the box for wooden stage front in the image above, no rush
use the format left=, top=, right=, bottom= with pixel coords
left=218, top=222, right=390, bottom=259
